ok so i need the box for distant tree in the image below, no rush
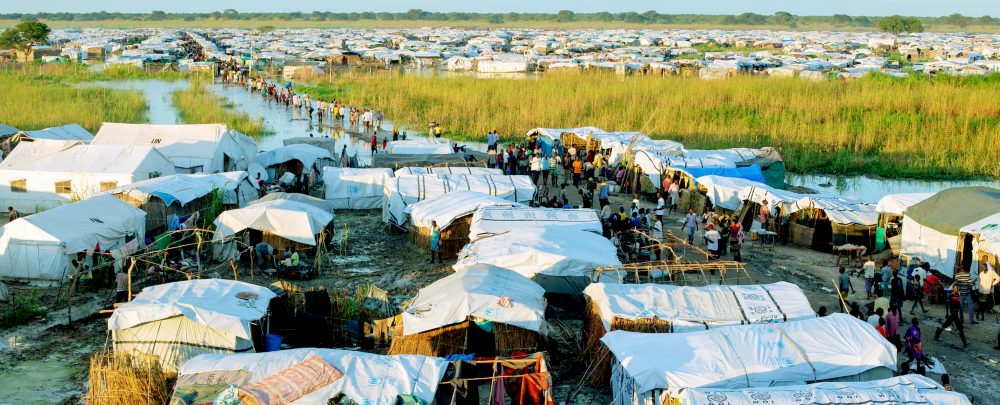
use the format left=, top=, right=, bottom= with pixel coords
left=621, top=12, right=644, bottom=24
left=773, top=11, right=794, bottom=25
left=736, top=12, right=767, bottom=25
left=149, top=10, right=167, bottom=21
left=832, top=14, right=853, bottom=25
left=222, top=9, right=239, bottom=20
left=488, top=14, right=504, bottom=24
left=878, top=15, right=923, bottom=34
left=594, top=11, right=613, bottom=22
left=641, top=10, right=659, bottom=23
left=854, top=16, right=874, bottom=26
left=210, top=11, right=222, bottom=20
left=946, top=13, right=971, bottom=27
left=979, top=15, right=994, bottom=25
left=0, top=20, right=51, bottom=60
left=405, top=9, right=424, bottom=20
left=556, top=10, right=575, bottom=22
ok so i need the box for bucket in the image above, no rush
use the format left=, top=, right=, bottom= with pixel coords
left=264, top=333, right=282, bottom=352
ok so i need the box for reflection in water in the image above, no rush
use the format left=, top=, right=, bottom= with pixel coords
left=787, top=173, right=1000, bottom=204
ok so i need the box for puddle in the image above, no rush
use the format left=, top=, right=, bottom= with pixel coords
left=0, top=357, right=84, bottom=404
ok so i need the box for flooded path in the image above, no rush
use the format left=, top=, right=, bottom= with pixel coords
left=80, top=80, right=189, bottom=124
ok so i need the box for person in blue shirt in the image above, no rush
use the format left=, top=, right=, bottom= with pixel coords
left=429, top=221, right=442, bottom=264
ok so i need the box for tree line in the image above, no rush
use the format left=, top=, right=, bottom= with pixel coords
left=0, top=10, right=996, bottom=30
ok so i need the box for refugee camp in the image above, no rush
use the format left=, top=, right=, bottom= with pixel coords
left=2, top=2, right=1000, bottom=404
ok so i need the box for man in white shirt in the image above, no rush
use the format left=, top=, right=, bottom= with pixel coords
left=863, top=255, right=877, bottom=299
left=529, top=155, right=542, bottom=185
left=655, top=192, right=665, bottom=221
left=704, top=223, right=721, bottom=260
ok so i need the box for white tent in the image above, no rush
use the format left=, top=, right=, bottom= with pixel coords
left=93, top=123, right=257, bottom=173
left=107, top=171, right=259, bottom=208
left=382, top=174, right=535, bottom=226
left=901, top=187, right=1000, bottom=276
left=740, top=182, right=802, bottom=213
left=253, top=143, right=333, bottom=171
left=394, top=166, right=502, bottom=176
left=0, top=195, right=145, bottom=283
left=402, top=264, right=546, bottom=336
left=408, top=191, right=524, bottom=230
left=961, top=212, right=1000, bottom=268
left=386, top=138, right=454, bottom=155
left=213, top=198, right=334, bottom=248
left=177, top=348, right=448, bottom=404
left=789, top=195, right=878, bottom=226
left=875, top=193, right=934, bottom=217
left=321, top=167, right=393, bottom=209
left=584, top=282, right=814, bottom=333
left=602, top=313, right=897, bottom=404
left=0, top=140, right=176, bottom=213
left=468, top=206, right=602, bottom=240
left=255, top=192, right=335, bottom=214
left=17, top=124, right=93, bottom=141
left=676, top=375, right=971, bottom=405
left=109, top=279, right=275, bottom=373
left=454, top=226, right=621, bottom=293
left=696, top=175, right=764, bottom=211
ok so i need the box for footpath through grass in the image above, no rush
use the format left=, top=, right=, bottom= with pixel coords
left=0, top=63, right=153, bottom=132
left=298, top=71, right=1000, bottom=179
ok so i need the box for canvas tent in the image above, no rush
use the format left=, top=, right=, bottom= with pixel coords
left=321, top=167, right=393, bottom=209
left=389, top=264, right=546, bottom=357
left=0, top=124, right=93, bottom=157
left=785, top=195, right=878, bottom=251
left=468, top=206, right=602, bottom=240
left=109, top=279, right=275, bottom=373
left=407, top=191, right=524, bottom=258
left=255, top=192, right=336, bottom=214
left=960, top=212, right=1000, bottom=272
left=386, top=138, right=454, bottom=155
left=676, top=375, right=971, bottom=405
left=253, top=144, right=333, bottom=182
left=696, top=175, right=764, bottom=211
left=602, top=313, right=897, bottom=405
left=283, top=136, right=338, bottom=156
left=875, top=192, right=933, bottom=253
left=370, top=152, right=473, bottom=169
left=175, top=348, right=448, bottom=405
left=108, top=171, right=259, bottom=235
left=0, top=140, right=176, bottom=213
left=382, top=174, right=535, bottom=226
left=92, top=123, right=257, bottom=173
left=902, top=187, right=1000, bottom=276
left=394, top=166, right=501, bottom=176
left=212, top=198, right=335, bottom=260
left=0, top=195, right=146, bottom=283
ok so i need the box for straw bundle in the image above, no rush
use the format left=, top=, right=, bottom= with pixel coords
left=86, top=351, right=167, bottom=405
left=581, top=299, right=671, bottom=386
left=406, top=215, right=474, bottom=259
left=388, top=319, right=540, bottom=357
left=493, top=322, right=541, bottom=356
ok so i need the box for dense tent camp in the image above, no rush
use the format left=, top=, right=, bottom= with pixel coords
left=92, top=123, right=257, bottom=173
left=407, top=191, right=525, bottom=258
left=0, top=195, right=145, bottom=283
left=369, top=152, right=474, bottom=169
left=212, top=198, right=335, bottom=260
left=386, top=138, right=454, bottom=155
left=902, top=187, right=1000, bottom=276
left=454, top=226, right=621, bottom=294
left=108, top=171, right=259, bottom=235
left=382, top=174, right=535, bottom=226
left=174, top=348, right=448, bottom=405
left=601, top=314, right=897, bottom=404
left=675, top=375, right=971, bottom=405
left=109, top=279, right=275, bottom=373
left=253, top=143, right=334, bottom=183
left=0, top=140, right=177, bottom=212
left=388, top=264, right=546, bottom=357
left=394, top=166, right=501, bottom=176
left=321, top=167, right=394, bottom=209
left=468, top=206, right=603, bottom=240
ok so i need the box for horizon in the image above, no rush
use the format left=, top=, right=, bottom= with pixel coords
left=5, top=0, right=999, bottom=18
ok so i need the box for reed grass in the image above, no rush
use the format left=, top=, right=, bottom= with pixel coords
left=86, top=351, right=168, bottom=405
left=172, top=81, right=271, bottom=138
left=303, top=71, right=1000, bottom=179
left=0, top=65, right=147, bottom=132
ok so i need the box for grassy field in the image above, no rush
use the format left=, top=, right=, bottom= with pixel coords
left=0, top=64, right=149, bottom=132
left=3, top=18, right=998, bottom=33
left=298, top=71, right=1000, bottom=179
left=172, top=81, right=271, bottom=138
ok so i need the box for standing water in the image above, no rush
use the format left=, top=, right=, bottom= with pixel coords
left=787, top=173, right=1000, bottom=204
left=79, top=80, right=189, bottom=124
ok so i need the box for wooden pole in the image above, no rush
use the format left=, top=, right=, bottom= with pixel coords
left=230, top=260, right=238, bottom=281
left=126, top=258, right=136, bottom=302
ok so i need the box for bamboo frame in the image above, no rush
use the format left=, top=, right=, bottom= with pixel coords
left=590, top=260, right=751, bottom=285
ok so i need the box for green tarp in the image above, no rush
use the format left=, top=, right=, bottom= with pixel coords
left=905, top=186, right=1000, bottom=235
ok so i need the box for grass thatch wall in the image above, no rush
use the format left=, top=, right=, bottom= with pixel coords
left=87, top=351, right=167, bottom=405
left=581, top=299, right=671, bottom=386
left=406, top=215, right=473, bottom=259
left=388, top=318, right=540, bottom=358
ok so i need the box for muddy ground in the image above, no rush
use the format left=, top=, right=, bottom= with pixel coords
left=1, top=175, right=998, bottom=404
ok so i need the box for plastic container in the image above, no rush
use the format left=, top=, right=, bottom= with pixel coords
left=264, top=333, right=282, bottom=352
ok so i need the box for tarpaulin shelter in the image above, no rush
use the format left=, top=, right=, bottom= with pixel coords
left=0, top=140, right=177, bottom=213
left=382, top=174, right=535, bottom=227
left=92, top=123, right=257, bottom=173
left=174, top=348, right=448, bottom=405
left=468, top=206, right=603, bottom=240
left=0, top=124, right=93, bottom=156
left=602, top=313, right=897, bottom=405
left=212, top=198, right=334, bottom=260
left=253, top=143, right=333, bottom=182
left=389, top=264, right=546, bottom=357
left=386, top=138, right=454, bottom=155
left=676, top=375, right=970, bottom=405
left=902, top=187, right=1000, bottom=276
left=321, top=167, right=393, bottom=209
left=875, top=192, right=933, bottom=253
left=407, top=191, right=524, bottom=258
left=282, top=136, right=338, bottom=156
left=370, top=153, right=474, bottom=169
left=695, top=175, right=764, bottom=211
left=109, top=279, right=275, bottom=373
left=108, top=171, right=259, bottom=235
left=0, top=194, right=145, bottom=284
left=394, top=166, right=501, bottom=176
left=785, top=195, right=878, bottom=252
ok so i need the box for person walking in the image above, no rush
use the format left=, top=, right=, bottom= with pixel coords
left=979, top=264, right=999, bottom=322
left=954, top=269, right=976, bottom=324
left=910, top=275, right=928, bottom=314
left=529, top=154, right=541, bottom=185
left=904, top=318, right=924, bottom=369
left=838, top=266, right=855, bottom=307
left=935, top=284, right=969, bottom=347
left=370, top=134, right=377, bottom=155
left=890, top=269, right=905, bottom=309
left=429, top=221, right=442, bottom=264
left=885, top=306, right=901, bottom=350
left=655, top=192, right=665, bottom=221
left=863, top=255, right=876, bottom=299
left=880, top=260, right=892, bottom=298
left=668, top=181, right=680, bottom=214
left=729, top=221, right=744, bottom=262
left=598, top=181, right=610, bottom=209
left=540, top=152, right=550, bottom=186
left=704, top=224, right=720, bottom=260
left=572, top=158, right=582, bottom=188
left=684, top=209, right=698, bottom=244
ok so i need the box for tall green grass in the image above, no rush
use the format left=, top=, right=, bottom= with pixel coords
left=0, top=65, right=148, bottom=132
left=305, top=71, right=1000, bottom=179
left=172, top=81, right=271, bottom=138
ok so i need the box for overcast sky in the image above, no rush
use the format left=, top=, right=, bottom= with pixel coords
left=8, top=0, right=999, bottom=17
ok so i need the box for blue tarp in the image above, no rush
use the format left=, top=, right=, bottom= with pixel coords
left=679, top=165, right=767, bottom=184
